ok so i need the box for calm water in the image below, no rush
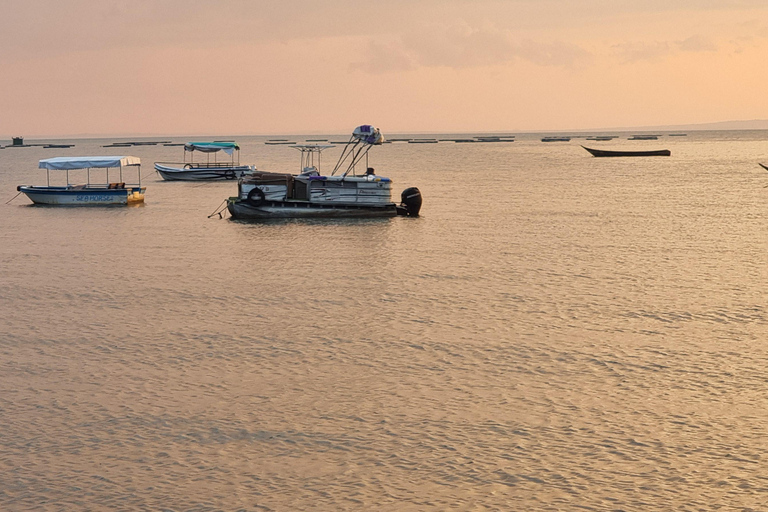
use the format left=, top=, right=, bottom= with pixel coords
left=1, top=132, right=766, bottom=510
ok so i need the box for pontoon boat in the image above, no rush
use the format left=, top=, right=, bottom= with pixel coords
left=226, top=125, right=421, bottom=220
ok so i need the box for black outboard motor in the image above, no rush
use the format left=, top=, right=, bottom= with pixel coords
left=398, top=187, right=422, bottom=217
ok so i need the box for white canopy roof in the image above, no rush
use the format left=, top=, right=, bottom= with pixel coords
left=291, top=144, right=336, bottom=152
left=39, top=156, right=141, bottom=170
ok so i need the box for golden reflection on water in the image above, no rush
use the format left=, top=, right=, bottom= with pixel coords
left=1, top=133, right=767, bottom=510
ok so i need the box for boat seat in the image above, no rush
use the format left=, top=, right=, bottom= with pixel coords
left=108, top=182, right=126, bottom=189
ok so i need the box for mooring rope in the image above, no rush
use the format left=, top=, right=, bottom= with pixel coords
left=207, top=200, right=229, bottom=219
left=5, top=191, right=22, bottom=204
left=140, top=168, right=157, bottom=181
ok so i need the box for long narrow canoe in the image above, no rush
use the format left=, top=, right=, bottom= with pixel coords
left=582, top=146, right=671, bottom=157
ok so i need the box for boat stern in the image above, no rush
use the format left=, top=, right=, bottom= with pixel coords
left=127, top=187, right=146, bottom=204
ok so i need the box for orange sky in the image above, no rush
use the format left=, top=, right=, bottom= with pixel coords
left=1, top=0, right=767, bottom=137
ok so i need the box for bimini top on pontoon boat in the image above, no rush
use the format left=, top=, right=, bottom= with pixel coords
left=154, top=142, right=254, bottom=181
left=225, top=125, right=422, bottom=220
left=17, top=156, right=145, bottom=205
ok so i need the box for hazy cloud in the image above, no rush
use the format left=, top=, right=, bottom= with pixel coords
left=612, top=42, right=672, bottom=63
left=676, top=35, right=717, bottom=52
left=352, top=24, right=592, bottom=73
left=613, top=35, right=718, bottom=62
left=516, top=40, right=593, bottom=67
left=350, top=40, right=416, bottom=74
left=402, top=25, right=518, bottom=68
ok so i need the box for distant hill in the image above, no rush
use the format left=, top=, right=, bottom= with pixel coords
left=598, top=119, right=768, bottom=132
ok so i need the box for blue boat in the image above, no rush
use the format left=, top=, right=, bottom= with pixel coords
left=17, top=156, right=145, bottom=205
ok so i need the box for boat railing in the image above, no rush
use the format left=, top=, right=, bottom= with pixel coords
left=155, top=161, right=246, bottom=169
left=178, top=162, right=244, bottom=169
left=43, top=183, right=137, bottom=190
left=185, top=162, right=243, bottom=169
left=81, top=182, right=134, bottom=189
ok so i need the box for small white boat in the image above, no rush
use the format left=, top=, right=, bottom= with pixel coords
left=154, top=142, right=253, bottom=181
left=17, top=156, right=145, bottom=205
left=226, top=125, right=422, bottom=220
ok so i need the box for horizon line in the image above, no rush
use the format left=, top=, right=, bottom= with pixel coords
left=4, top=119, right=768, bottom=140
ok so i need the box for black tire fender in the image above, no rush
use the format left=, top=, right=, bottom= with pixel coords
left=247, top=187, right=266, bottom=206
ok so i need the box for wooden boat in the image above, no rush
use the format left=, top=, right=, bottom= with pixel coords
left=226, top=125, right=422, bottom=220
left=759, top=163, right=768, bottom=171
left=582, top=146, right=671, bottom=157
left=154, top=142, right=253, bottom=181
left=17, top=156, right=145, bottom=205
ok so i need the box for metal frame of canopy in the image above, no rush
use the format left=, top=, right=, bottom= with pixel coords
left=183, top=142, right=241, bottom=167
left=290, top=144, right=335, bottom=174
left=331, top=125, right=383, bottom=177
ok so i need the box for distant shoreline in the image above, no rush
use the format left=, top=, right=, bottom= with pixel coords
left=4, top=120, right=768, bottom=140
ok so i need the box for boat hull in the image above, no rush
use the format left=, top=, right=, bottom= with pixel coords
left=227, top=198, right=398, bottom=219
left=154, top=163, right=253, bottom=181
left=18, top=186, right=145, bottom=205
left=582, top=146, right=671, bottom=157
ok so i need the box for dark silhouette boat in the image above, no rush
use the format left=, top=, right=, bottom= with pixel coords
left=582, top=146, right=671, bottom=157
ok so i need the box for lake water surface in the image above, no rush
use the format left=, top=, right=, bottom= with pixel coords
left=1, top=131, right=767, bottom=510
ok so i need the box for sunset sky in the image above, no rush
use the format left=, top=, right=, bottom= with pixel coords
left=2, top=0, right=767, bottom=137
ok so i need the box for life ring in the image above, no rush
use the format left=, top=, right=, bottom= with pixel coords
left=247, top=187, right=266, bottom=206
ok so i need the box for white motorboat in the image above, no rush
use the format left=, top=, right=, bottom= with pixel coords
left=17, top=156, right=145, bottom=205
left=154, top=142, right=253, bottom=181
left=226, top=125, right=421, bottom=220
